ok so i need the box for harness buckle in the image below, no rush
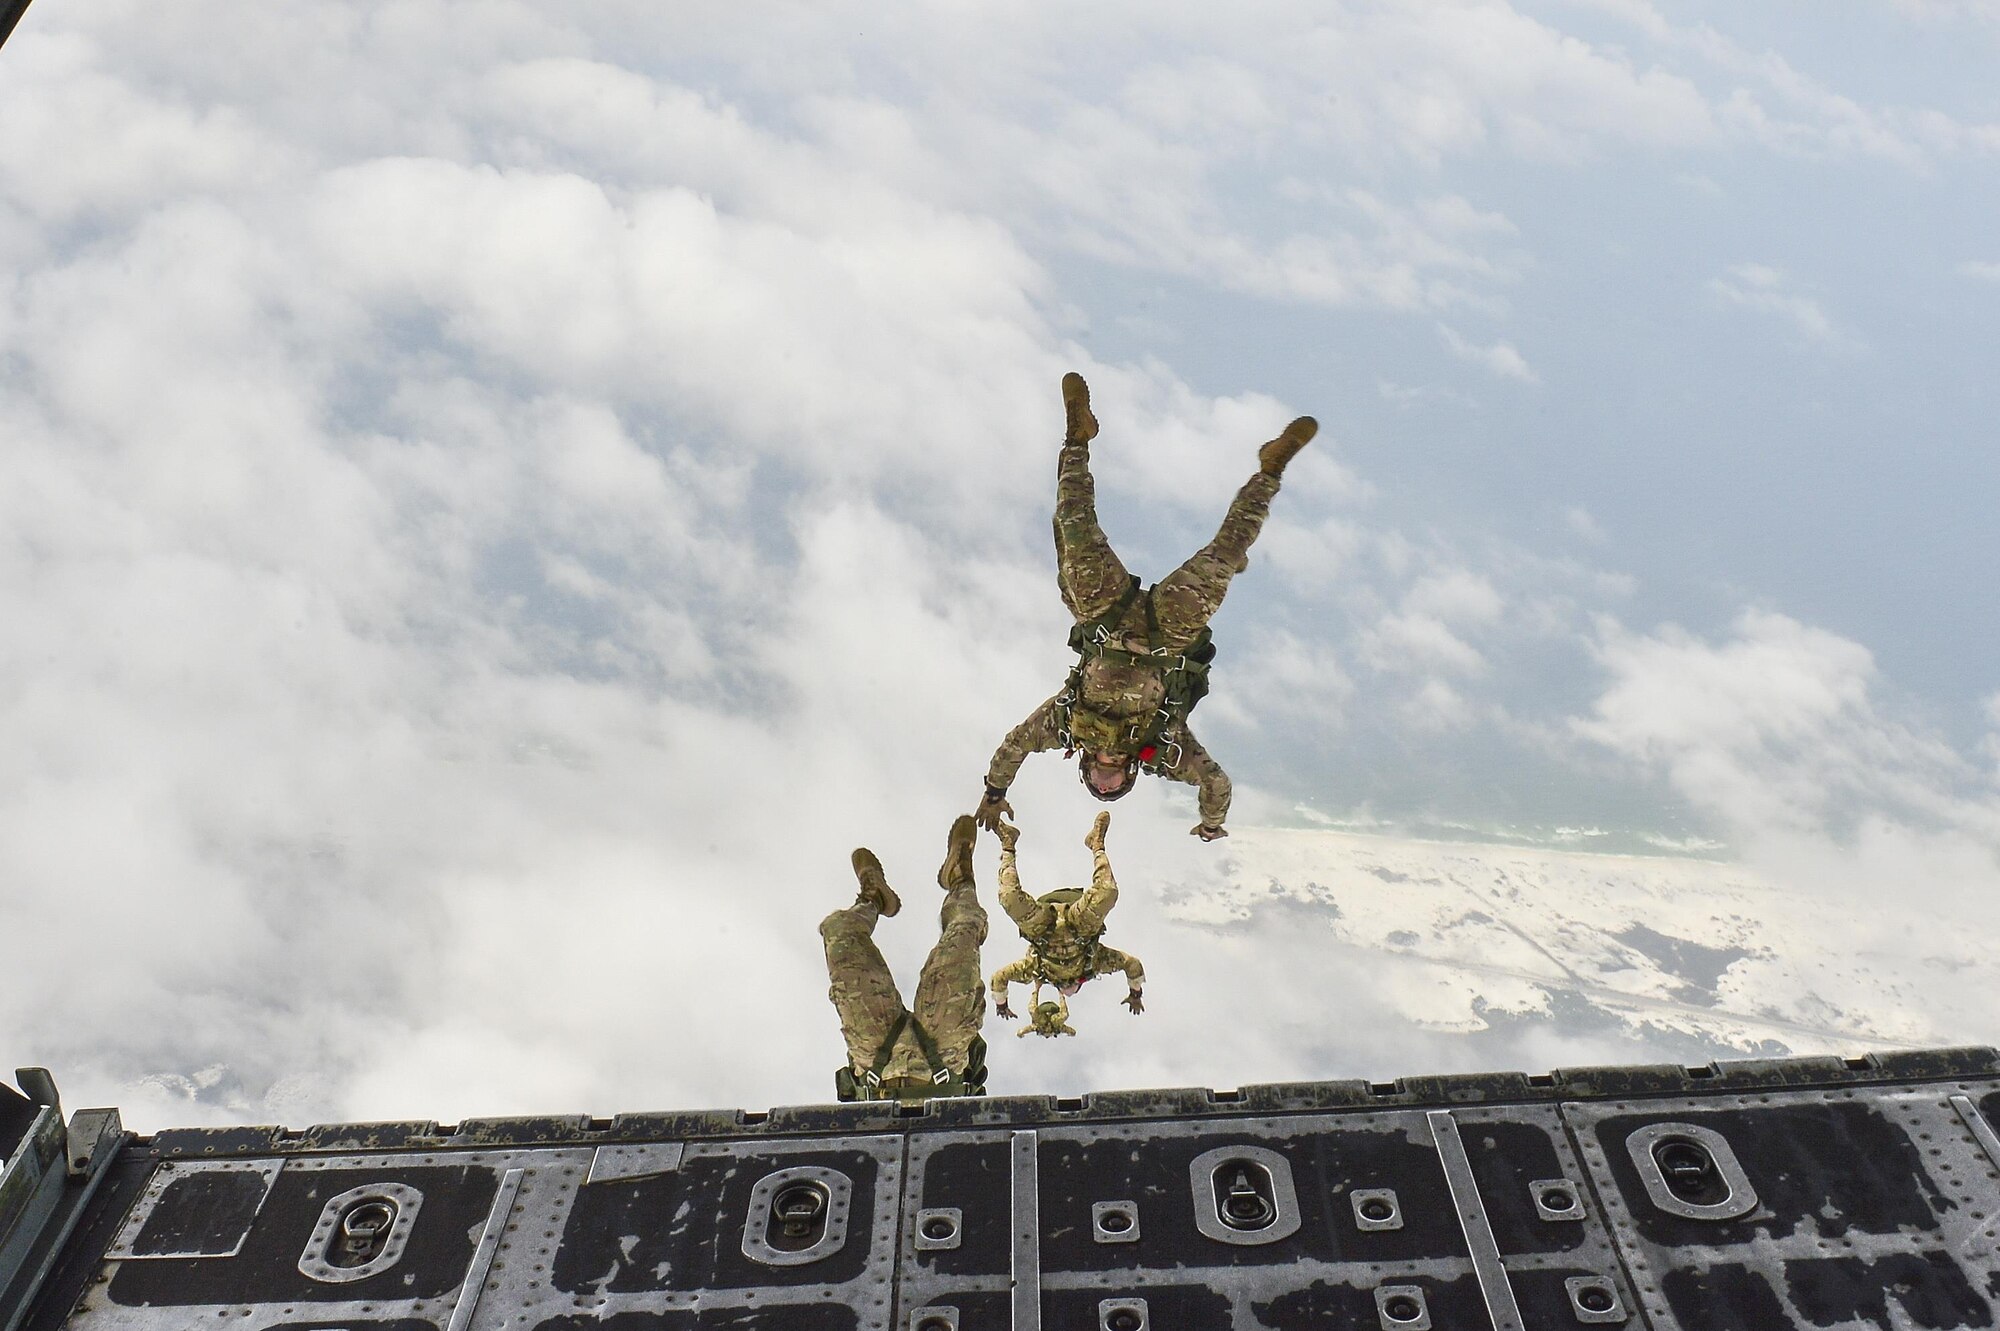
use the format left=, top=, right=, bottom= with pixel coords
left=1155, top=739, right=1184, bottom=769
left=931, top=1068, right=951, bottom=1086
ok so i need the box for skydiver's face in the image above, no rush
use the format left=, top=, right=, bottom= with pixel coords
left=1084, top=753, right=1132, bottom=797
left=1057, top=979, right=1084, bottom=997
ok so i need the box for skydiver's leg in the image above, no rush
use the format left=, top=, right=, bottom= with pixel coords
left=1070, top=848, right=1120, bottom=936
left=1149, top=417, right=1315, bottom=644
left=998, top=848, right=1053, bottom=936
left=1052, top=374, right=1133, bottom=623
left=914, top=816, right=990, bottom=1071
left=820, top=900, right=909, bottom=1074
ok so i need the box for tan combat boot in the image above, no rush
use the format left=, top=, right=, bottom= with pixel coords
left=1258, top=415, right=1318, bottom=477
left=938, top=814, right=977, bottom=889
left=1062, top=372, right=1099, bottom=444
left=851, top=848, right=901, bottom=917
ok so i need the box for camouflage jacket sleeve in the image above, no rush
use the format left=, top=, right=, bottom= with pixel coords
left=985, top=695, right=1064, bottom=793
left=1095, top=944, right=1145, bottom=990
left=1161, top=720, right=1230, bottom=828
left=990, top=956, right=1038, bottom=1006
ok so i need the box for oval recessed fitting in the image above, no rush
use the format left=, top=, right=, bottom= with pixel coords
left=298, top=1183, right=424, bottom=1284
left=1189, top=1145, right=1301, bottom=1246
left=1625, top=1122, right=1758, bottom=1221
left=742, top=1166, right=853, bottom=1266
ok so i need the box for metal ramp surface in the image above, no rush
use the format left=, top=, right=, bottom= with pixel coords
left=7, top=1049, right=2000, bottom=1330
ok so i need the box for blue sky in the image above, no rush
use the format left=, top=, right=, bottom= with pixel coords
left=4, top=0, right=2000, bottom=1123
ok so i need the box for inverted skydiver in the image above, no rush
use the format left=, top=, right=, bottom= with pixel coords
left=821, top=816, right=990, bottom=1104
left=1017, top=990, right=1077, bottom=1039
left=989, top=811, right=1145, bottom=1031
left=976, top=372, right=1316, bottom=840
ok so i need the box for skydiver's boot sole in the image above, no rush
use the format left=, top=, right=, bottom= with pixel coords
left=939, top=814, right=977, bottom=889
left=1062, top=372, right=1099, bottom=444
left=851, top=848, right=900, bottom=916
left=1258, top=415, right=1318, bottom=477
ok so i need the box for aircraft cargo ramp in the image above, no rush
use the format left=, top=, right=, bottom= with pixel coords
left=6, top=1049, right=2000, bottom=1329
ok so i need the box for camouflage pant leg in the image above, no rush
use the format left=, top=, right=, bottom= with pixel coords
left=998, top=859, right=1052, bottom=936
left=911, top=881, right=989, bottom=1072
left=1052, top=439, right=1133, bottom=623
left=820, top=903, right=909, bottom=1074
left=1070, top=872, right=1119, bottom=937
left=1149, top=470, right=1281, bottom=644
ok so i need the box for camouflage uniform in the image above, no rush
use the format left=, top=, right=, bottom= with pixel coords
left=820, top=822, right=988, bottom=1099
left=983, top=382, right=1297, bottom=831
left=989, top=830, right=1145, bottom=1012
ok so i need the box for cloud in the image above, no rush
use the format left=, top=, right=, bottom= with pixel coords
left=1438, top=323, right=1540, bottom=382
left=1574, top=612, right=2000, bottom=880
left=1961, top=260, right=2000, bottom=282
left=1569, top=0, right=2000, bottom=164
left=1706, top=263, right=1858, bottom=348
left=1565, top=506, right=1607, bottom=545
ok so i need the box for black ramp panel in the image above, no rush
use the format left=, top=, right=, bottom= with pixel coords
left=109, top=1164, right=498, bottom=1306
left=1661, top=1264, right=1792, bottom=1329
left=1251, top=1274, right=1486, bottom=1327
left=1783, top=1254, right=1994, bottom=1329
left=1305, top=1119, right=1468, bottom=1265
left=1454, top=1119, right=1589, bottom=1256
left=1571, top=1086, right=2000, bottom=1328
left=1037, top=1128, right=1340, bottom=1272
left=1045, top=1284, right=1234, bottom=1325
left=128, top=1170, right=272, bottom=1257
left=553, top=1148, right=881, bottom=1293
left=913, top=1140, right=1009, bottom=1279
left=1592, top=1103, right=1945, bottom=1247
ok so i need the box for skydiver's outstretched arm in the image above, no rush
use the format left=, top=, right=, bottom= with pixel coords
left=1154, top=722, right=1231, bottom=838
left=1094, top=944, right=1146, bottom=994
left=978, top=696, right=1064, bottom=827
left=990, top=956, right=1037, bottom=1019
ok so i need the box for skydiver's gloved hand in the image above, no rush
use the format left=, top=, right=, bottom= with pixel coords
left=975, top=787, right=1014, bottom=832
left=995, top=819, right=1020, bottom=852
left=1124, top=989, right=1145, bottom=1015
left=1084, top=809, right=1110, bottom=852
left=995, top=1000, right=1017, bottom=1020
left=1191, top=822, right=1228, bottom=841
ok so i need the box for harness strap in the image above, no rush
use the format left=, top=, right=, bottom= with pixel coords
left=1058, top=577, right=1217, bottom=765
left=865, top=1010, right=909, bottom=1082
left=864, top=1009, right=960, bottom=1092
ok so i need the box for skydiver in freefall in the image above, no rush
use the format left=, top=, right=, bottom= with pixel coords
left=989, top=811, right=1145, bottom=1033
left=820, top=816, right=990, bottom=1104
left=975, top=372, right=1316, bottom=840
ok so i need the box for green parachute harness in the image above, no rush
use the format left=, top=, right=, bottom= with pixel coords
left=835, top=1013, right=988, bottom=1103
left=1055, top=575, right=1216, bottom=773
